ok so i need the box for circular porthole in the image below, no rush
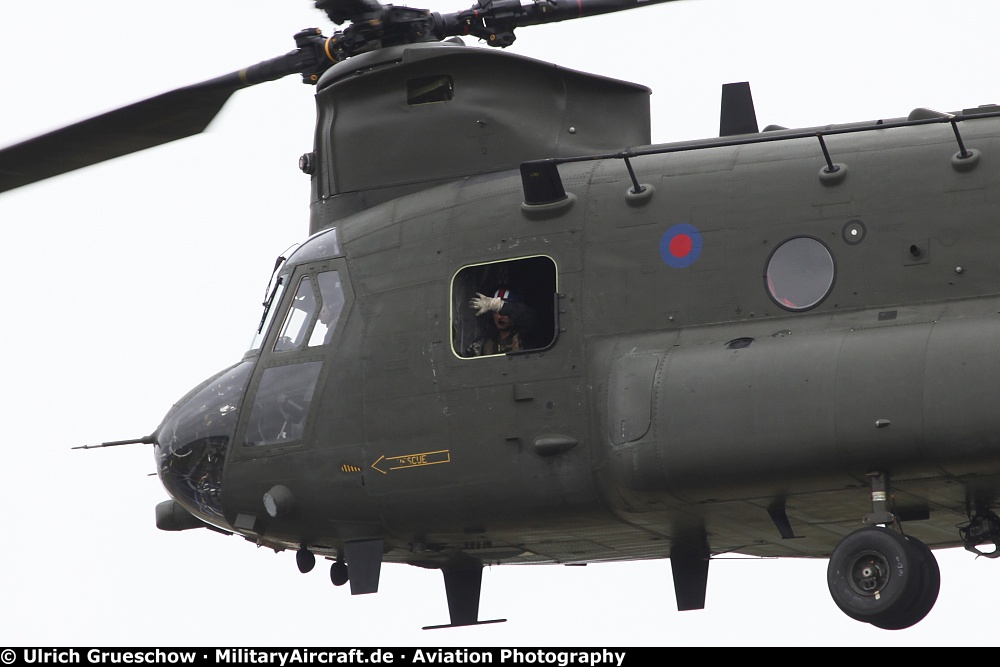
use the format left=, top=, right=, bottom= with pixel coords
left=765, top=237, right=835, bottom=311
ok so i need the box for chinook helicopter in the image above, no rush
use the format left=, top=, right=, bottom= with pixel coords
left=6, top=0, right=1000, bottom=640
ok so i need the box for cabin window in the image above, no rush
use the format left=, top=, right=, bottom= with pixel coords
left=451, top=255, right=558, bottom=358
left=765, top=236, right=835, bottom=311
left=407, top=75, right=454, bottom=105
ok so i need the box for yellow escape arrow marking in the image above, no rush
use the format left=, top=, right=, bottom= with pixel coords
left=371, top=449, right=451, bottom=475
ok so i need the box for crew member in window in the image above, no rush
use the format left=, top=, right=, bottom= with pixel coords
left=316, top=298, right=342, bottom=344
left=465, top=287, right=536, bottom=356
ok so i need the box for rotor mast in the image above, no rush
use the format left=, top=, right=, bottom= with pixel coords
left=316, top=0, right=687, bottom=54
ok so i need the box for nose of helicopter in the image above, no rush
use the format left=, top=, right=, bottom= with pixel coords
left=154, top=360, right=254, bottom=529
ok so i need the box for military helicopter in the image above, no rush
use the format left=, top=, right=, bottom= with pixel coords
left=6, top=0, right=1000, bottom=640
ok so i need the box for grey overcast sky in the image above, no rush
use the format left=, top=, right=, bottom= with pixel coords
left=3, top=0, right=1000, bottom=647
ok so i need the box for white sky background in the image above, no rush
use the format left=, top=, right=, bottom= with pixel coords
left=3, top=0, right=1000, bottom=648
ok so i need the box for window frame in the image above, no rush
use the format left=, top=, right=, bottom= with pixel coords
left=450, top=255, right=559, bottom=359
left=764, top=235, right=836, bottom=312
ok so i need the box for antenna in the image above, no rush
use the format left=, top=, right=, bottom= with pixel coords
left=72, top=434, right=155, bottom=450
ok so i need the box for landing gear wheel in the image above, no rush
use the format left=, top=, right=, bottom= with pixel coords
left=870, top=536, right=940, bottom=630
left=296, top=548, right=316, bottom=574
left=827, top=526, right=923, bottom=624
left=330, top=559, right=349, bottom=587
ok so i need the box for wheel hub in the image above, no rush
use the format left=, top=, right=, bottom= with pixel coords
left=849, top=551, right=890, bottom=595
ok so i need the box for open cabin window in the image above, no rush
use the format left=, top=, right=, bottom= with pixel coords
left=452, top=255, right=558, bottom=358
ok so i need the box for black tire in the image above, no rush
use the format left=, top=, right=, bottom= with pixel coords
left=296, top=548, right=316, bottom=574
left=330, top=560, right=349, bottom=587
left=827, top=526, right=924, bottom=623
left=870, top=536, right=940, bottom=630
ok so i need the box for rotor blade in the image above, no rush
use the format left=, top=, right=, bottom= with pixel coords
left=437, top=0, right=687, bottom=38
left=0, top=49, right=311, bottom=194
left=315, top=0, right=384, bottom=24
left=504, top=0, right=687, bottom=27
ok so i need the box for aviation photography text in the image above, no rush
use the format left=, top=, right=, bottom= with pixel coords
left=10, top=649, right=629, bottom=667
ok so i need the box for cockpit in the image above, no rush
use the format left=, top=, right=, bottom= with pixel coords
left=154, top=227, right=347, bottom=530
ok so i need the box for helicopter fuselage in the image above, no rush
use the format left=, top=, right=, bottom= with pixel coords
left=159, top=105, right=1000, bottom=559
left=151, top=40, right=1000, bottom=626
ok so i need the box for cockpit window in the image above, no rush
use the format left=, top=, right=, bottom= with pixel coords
left=272, top=270, right=346, bottom=352
left=275, top=276, right=318, bottom=352
left=244, top=361, right=322, bottom=447
left=308, top=271, right=345, bottom=347
left=156, top=361, right=254, bottom=518
left=285, top=227, right=341, bottom=265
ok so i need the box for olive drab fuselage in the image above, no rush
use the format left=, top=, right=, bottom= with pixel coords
left=153, top=40, right=1000, bottom=629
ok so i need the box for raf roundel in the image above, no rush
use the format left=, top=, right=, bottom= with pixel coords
left=660, top=223, right=703, bottom=268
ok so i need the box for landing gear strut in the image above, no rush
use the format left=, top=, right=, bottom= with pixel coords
left=826, top=471, right=940, bottom=630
